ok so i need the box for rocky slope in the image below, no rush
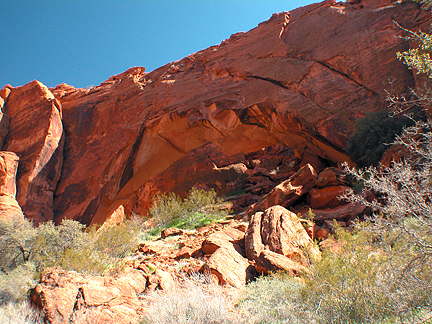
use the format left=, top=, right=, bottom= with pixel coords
left=0, top=0, right=430, bottom=225
left=31, top=204, right=322, bottom=323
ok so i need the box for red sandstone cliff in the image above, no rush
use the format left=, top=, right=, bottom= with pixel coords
left=1, top=0, right=430, bottom=225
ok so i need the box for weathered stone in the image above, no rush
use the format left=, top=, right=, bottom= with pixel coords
left=161, top=227, right=184, bottom=239
left=315, top=167, right=348, bottom=188
left=246, top=164, right=317, bottom=217
left=31, top=268, right=145, bottom=324
left=245, top=206, right=321, bottom=268
left=315, top=226, right=331, bottom=241
left=0, top=152, right=24, bottom=218
left=175, top=246, right=196, bottom=259
left=3, top=81, right=63, bottom=224
left=201, top=227, right=245, bottom=255
left=205, top=244, right=250, bottom=288
left=307, top=185, right=350, bottom=209
left=154, top=269, right=175, bottom=291
left=255, top=250, right=308, bottom=275
left=312, top=202, right=367, bottom=221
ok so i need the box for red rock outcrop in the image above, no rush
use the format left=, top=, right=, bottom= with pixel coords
left=2, top=81, right=63, bottom=224
left=1, top=0, right=430, bottom=225
left=32, top=268, right=147, bottom=324
left=307, top=185, right=350, bottom=209
left=0, top=152, right=24, bottom=218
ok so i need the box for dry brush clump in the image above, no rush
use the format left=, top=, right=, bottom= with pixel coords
left=0, top=215, right=143, bottom=305
left=141, top=274, right=236, bottom=324
left=0, top=300, right=43, bottom=324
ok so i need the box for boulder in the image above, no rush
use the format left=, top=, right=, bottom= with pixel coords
left=255, top=250, right=308, bottom=275
left=161, top=227, right=184, bottom=239
left=315, top=227, right=331, bottom=241
left=246, top=164, right=317, bottom=217
left=201, top=227, right=245, bottom=255
left=154, top=269, right=175, bottom=291
left=307, top=185, right=350, bottom=209
left=315, top=167, right=348, bottom=188
left=245, top=206, right=321, bottom=268
left=312, top=202, right=367, bottom=221
left=204, top=244, right=251, bottom=288
left=32, top=268, right=146, bottom=324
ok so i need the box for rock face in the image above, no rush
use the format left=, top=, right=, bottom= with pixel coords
left=307, top=185, right=350, bottom=209
left=2, top=81, right=63, bottom=224
left=0, top=152, right=24, bottom=218
left=1, top=0, right=430, bottom=225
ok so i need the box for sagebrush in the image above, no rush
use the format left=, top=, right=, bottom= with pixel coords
left=0, top=215, right=142, bottom=304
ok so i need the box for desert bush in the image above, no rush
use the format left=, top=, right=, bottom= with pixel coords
left=346, top=110, right=412, bottom=167
left=302, top=226, right=432, bottom=323
left=0, top=214, right=142, bottom=302
left=0, top=263, right=37, bottom=305
left=0, top=300, right=43, bottom=324
left=237, top=225, right=432, bottom=324
left=236, top=274, right=314, bottom=324
left=148, top=188, right=228, bottom=232
left=0, top=215, right=36, bottom=273
left=141, top=274, right=234, bottom=324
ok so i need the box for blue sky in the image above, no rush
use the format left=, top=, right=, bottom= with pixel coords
left=1, top=0, right=316, bottom=89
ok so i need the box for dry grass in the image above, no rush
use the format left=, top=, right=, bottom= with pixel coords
left=0, top=300, right=43, bottom=324
left=141, top=274, right=237, bottom=324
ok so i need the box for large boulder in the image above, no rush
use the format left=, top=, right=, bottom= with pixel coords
left=245, top=206, right=321, bottom=271
left=204, top=244, right=251, bottom=288
left=201, top=227, right=245, bottom=255
left=32, top=268, right=147, bottom=324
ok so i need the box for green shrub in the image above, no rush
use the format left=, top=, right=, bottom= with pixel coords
left=236, top=227, right=432, bottom=323
left=148, top=188, right=228, bottom=232
left=346, top=110, right=412, bottom=167
left=0, top=215, right=142, bottom=302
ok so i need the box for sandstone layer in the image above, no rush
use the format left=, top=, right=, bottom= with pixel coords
left=0, top=152, right=24, bottom=218
left=1, top=0, right=430, bottom=224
